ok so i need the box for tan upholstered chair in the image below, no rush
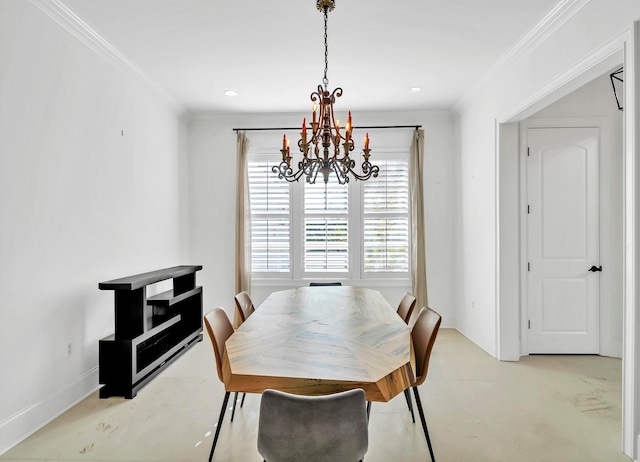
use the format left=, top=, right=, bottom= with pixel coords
left=234, top=291, right=255, bottom=324
left=397, top=292, right=418, bottom=421
left=203, top=308, right=237, bottom=462
left=396, top=292, right=417, bottom=324
left=258, top=388, right=368, bottom=462
left=410, top=307, right=442, bottom=462
left=233, top=291, right=255, bottom=408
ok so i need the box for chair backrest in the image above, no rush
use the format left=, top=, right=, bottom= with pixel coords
left=258, top=388, right=368, bottom=462
left=203, top=308, right=234, bottom=383
left=411, top=307, right=442, bottom=387
left=396, top=292, right=417, bottom=324
left=234, top=291, right=255, bottom=324
left=309, top=282, right=342, bottom=286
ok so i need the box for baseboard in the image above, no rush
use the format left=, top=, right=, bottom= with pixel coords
left=0, top=367, right=99, bottom=455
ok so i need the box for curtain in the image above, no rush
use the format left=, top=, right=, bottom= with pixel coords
left=410, top=128, right=428, bottom=319
left=235, top=132, right=251, bottom=327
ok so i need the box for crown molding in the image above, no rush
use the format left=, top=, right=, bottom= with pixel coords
left=454, top=0, right=590, bottom=113
left=29, top=0, right=184, bottom=114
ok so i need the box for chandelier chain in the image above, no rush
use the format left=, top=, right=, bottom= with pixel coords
left=323, top=6, right=329, bottom=88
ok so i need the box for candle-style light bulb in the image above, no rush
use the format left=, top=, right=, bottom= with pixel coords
left=302, top=118, right=307, bottom=144
left=283, top=134, right=287, bottom=150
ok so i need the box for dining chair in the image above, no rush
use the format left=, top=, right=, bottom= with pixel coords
left=232, top=291, right=254, bottom=410
left=257, top=388, right=368, bottom=462
left=411, top=306, right=442, bottom=462
left=234, top=290, right=255, bottom=324
left=396, top=292, right=417, bottom=324
left=309, top=282, right=342, bottom=286
left=203, top=308, right=239, bottom=462
left=396, top=292, right=417, bottom=421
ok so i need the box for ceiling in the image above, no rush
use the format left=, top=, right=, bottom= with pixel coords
left=61, top=0, right=561, bottom=114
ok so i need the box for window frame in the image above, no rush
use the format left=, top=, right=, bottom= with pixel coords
left=248, top=147, right=411, bottom=284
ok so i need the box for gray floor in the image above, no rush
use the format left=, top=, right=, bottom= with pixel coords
left=0, top=329, right=629, bottom=462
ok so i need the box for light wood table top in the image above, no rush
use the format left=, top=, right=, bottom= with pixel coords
left=222, top=286, right=415, bottom=402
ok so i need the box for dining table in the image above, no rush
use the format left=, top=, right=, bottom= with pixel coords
left=222, top=286, right=415, bottom=402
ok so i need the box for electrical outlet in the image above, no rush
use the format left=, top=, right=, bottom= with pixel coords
left=66, top=342, right=72, bottom=357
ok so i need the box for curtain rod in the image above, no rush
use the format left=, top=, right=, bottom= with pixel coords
left=232, top=124, right=421, bottom=132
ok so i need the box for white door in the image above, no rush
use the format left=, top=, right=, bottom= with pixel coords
left=527, top=127, right=600, bottom=354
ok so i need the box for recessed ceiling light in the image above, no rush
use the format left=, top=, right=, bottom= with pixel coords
left=224, top=90, right=238, bottom=97
left=409, top=87, right=421, bottom=93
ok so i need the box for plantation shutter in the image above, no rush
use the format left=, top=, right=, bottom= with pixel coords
left=363, top=160, right=410, bottom=272
left=248, top=161, right=291, bottom=272
left=304, top=181, right=349, bottom=272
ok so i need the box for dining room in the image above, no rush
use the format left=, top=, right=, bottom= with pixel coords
left=3, top=0, right=640, bottom=461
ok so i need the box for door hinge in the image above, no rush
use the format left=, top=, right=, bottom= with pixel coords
left=527, top=205, right=530, bottom=214
left=528, top=262, right=530, bottom=271
left=527, top=147, right=530, bottom=157
left=528, top=320, right=531, bottom=329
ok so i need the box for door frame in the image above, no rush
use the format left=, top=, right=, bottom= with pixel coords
left=519, top=119, right=612, bottom=356
left=496, top=25, right=638, bottom=457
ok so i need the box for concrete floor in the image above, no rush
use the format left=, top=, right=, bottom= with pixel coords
left=0, top=329, right=629, bottom=462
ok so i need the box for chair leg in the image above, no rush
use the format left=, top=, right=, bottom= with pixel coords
left=404, top=388, right=415, bottom=423
left=366, top=401, right=372, bottom=420
left=412, top=386, right=435, bottom=462
left=240, top=392, right=246, bottom=408
left=230, top=392, right=239, bottom=422
left=209, top=391, right=230, bottom=462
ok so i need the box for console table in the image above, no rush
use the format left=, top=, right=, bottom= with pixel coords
left=98, top=265, right=203, bottom=398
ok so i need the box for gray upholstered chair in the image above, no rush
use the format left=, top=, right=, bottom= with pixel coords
left=411, top=307, right=442, bottom=462
left=203, top=308, right=238, bottom=462
left=257, top=388, right=368, bottom=462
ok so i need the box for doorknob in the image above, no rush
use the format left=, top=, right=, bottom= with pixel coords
left=588, top=265, right=603, bottom=272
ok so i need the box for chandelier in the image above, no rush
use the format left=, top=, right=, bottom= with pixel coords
left=272, top=0, right=379, bottom=184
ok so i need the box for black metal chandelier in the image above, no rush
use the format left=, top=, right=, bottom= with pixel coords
left=272, top=0, right=379, bottom=184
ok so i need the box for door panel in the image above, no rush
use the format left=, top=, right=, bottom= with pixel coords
left=527, top=127, right=599, bottom=354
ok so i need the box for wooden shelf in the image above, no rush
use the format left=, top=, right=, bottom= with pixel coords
left=98, top=265, right=203, bottom=399
left=99, top=265, right=202, bottom=291
left=147, top=287, right=202, bottom=307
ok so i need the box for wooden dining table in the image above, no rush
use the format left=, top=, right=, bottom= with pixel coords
left=222, top=286, right=415, bottom=402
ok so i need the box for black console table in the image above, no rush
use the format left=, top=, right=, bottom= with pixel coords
left=98, top=265, right=203, bottom=398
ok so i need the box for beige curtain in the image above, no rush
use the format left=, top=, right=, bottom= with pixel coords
left=410, top=129, right=428, bottom=317
left=234, top=132, right=251, bottom=327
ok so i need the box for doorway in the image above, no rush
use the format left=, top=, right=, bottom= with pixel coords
left=497, top=39, right=635, bottom=455
left=525, top=126, right=601, bottom=354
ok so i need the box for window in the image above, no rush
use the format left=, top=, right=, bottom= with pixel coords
left=304, top=181, right=349, bottom=272
left=363, top=160, right=410, bottom=273
left=248, top=160, right=290, bottom=272
left=248, top=151, right=410, bottom=280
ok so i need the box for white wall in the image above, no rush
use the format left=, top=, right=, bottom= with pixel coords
left=455, top=0, right=640, bottom=357
left=0, top=1, right=188, bottom=452
left=187, top=110, right=457, bottom=326
left=455, top=0, right=640, bottom=456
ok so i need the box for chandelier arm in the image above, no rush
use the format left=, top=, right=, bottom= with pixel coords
left=272, top=161, right=305, bottom=183
left=308, top=160, right=321, bottom=184
left=330, top=160, right=349, bottom=185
